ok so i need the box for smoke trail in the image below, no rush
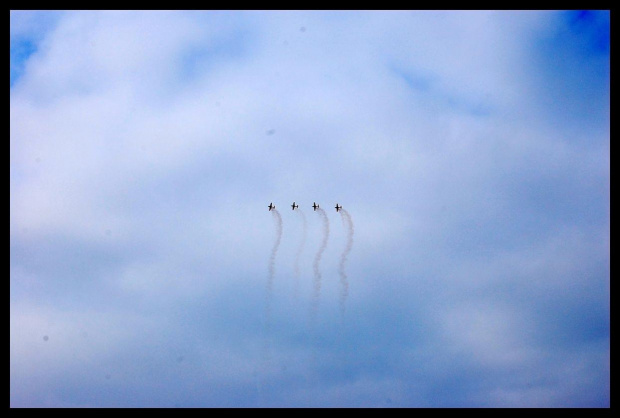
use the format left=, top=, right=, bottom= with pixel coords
left=268, top=209, right=283, bottom=288
left=312, top=208, right=329, bottom=317
left=338, top=208, right=354, bottom=320
left=266, top=209, right=283, bottom=325
left=294, top=209, right=307, bottom=298
left=260, top=208, right=283, bottom=406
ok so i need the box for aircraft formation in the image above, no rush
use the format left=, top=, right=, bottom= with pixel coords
left=266, top=201, right=354, bottom=324
left=268, top=202, right=343, bottom=212
left=263, top=200, right=354, bottom=380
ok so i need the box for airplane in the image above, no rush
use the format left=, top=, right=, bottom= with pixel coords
left=291, top=202, right=299, bottom=210
left=312, top=202, right=319, bottom=211
left=268, top=203, right=275, bottom=211
left=335, top=203, right=342, bottom=212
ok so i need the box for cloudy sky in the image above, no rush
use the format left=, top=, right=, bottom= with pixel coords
left=10, top=10, right=609, bottom=407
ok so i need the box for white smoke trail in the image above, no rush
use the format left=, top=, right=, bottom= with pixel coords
left=312, top=208, right=329, bottom=318
left=268, top=209, right=283, bottom=288
left=338, top=208, right=354, bottom=320
left=260, top=208, right=283, bottom=406
left=294, top=209, right=307, bottom=298
left=266, top=208, right=283, bottom=326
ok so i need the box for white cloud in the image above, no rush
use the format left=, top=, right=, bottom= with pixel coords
left=10, top=10, right=608, bottom=407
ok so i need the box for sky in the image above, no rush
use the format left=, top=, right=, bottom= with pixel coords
left=10, top=10, right=609, bottom=408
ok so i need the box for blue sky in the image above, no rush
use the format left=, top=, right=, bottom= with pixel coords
left=10, top=10, right=609, bottom=407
